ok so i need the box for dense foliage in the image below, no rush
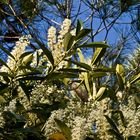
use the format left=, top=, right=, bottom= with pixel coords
left=0, top=19, right=140, bottom=140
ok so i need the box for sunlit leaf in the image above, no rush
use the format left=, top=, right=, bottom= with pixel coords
left=22, top=53, right=33, bottom=65
left=95, top=87, right=106, bottom=100
left=63, top=33, right=75, bottom=51
left=19, top=51, right=34, bottom=59
left=49, top=133, right=67, bottom=140
left=129, top=73, right=140, bottom=85
left=91, top=47, right=106, bottom=65
left=54, top=119, right=72, bottom=140
left=116, top=64, right=125, bottom=90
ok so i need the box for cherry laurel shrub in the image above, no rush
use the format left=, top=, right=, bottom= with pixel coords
left=0, top=19, right=140, bottom=140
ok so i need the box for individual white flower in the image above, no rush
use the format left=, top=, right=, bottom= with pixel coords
left=116, top=91, right=123, bottom=99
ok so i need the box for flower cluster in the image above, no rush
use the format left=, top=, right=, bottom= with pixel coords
left=0, top=35, right=30, bottom=74
left=43, top=98, right=113, bottom=140
left=30, top=83, right=66, bottom=105
left=119, top=96, right=140, bottom=137
left=47, top=19, right=71, bottom=66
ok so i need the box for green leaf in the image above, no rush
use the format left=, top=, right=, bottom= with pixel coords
left=78, top=42, right=109, bottom=48
left=129, top=73, right=140, bottom=85
left=108, top=129, right=123, bottom=140
left=0, top=95, right=6, bottom=104
left=17, top=76, right=44, bottom=81
left=22, top=53, right=33, bottom=65
left=67, top=60, right=92, bottom=71
left=46, top=72, right=79, bottom=80
left=0, top=72, right=13, bottom=78
left=54, top=119, right=72, bottom=140
left=76, top=20, right=83, bottom=35
left=63, top=33, right=75, bottom=51
left=19, top=51, right=34, bottom=59
left=91, top=48, right=106, bottom=65
left=0, top=59, right=11, bottom=71
left=116, top=64, right=125, bottom=90
left=58, top=68, right=87, bottom=73
left=77, top=48, right=85, bottom=63
left=0, top=45, right=15, bottom=60
left=92, top=67, right=115, bottom=72
left=95, top=87, right=106, bottom=100
left=75, top=29, right=92, bottom=40
left=19, top=81, right=33, bottom=100
left=112, top=110, right=126, bottom=127
left=36, top=40, right=54, bottom=65
left=0, top=81, right=8, bottom=90
left=116, top=64, right=125, bottom=78
left=104, top=115, right=120, bottom=133
left=127, top=136, right=140, bottom=140
left=91, top=72, right=107, bottom=78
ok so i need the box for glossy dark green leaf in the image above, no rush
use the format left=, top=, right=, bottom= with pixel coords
left=18, top=65, right=42, bottom=73
left=19, top=81, right=33, bottom=100
left=54, top=119, right=72, bottom=140
left=0, top=45, right=15, bottom=60
left=36, top=40, right=54, bottom=65
left=67, top=60, right=92, bottom=71
left=0, top=81, right=9, bottom=94
left=75, top=29, right=92, bottom=40
left=0, top=59, right=11, bottom=71
left=104, top=115, right=120, bottom=133
left=108, top=129, right=123, bottom=140
left=76, top=20, right=83, bottom=35
left=91, top=48, right=106, bottom=65
left=63, top=33, right=75, bottom=51
left=17, top=76, right=44, bottom=81
left=0, top=72, right=13, bottom=78
left=112, top=110, right=126, bottom=127
left=78, top=42, right=109, bottom=48
left=127, top=136, right=140, bottom=140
